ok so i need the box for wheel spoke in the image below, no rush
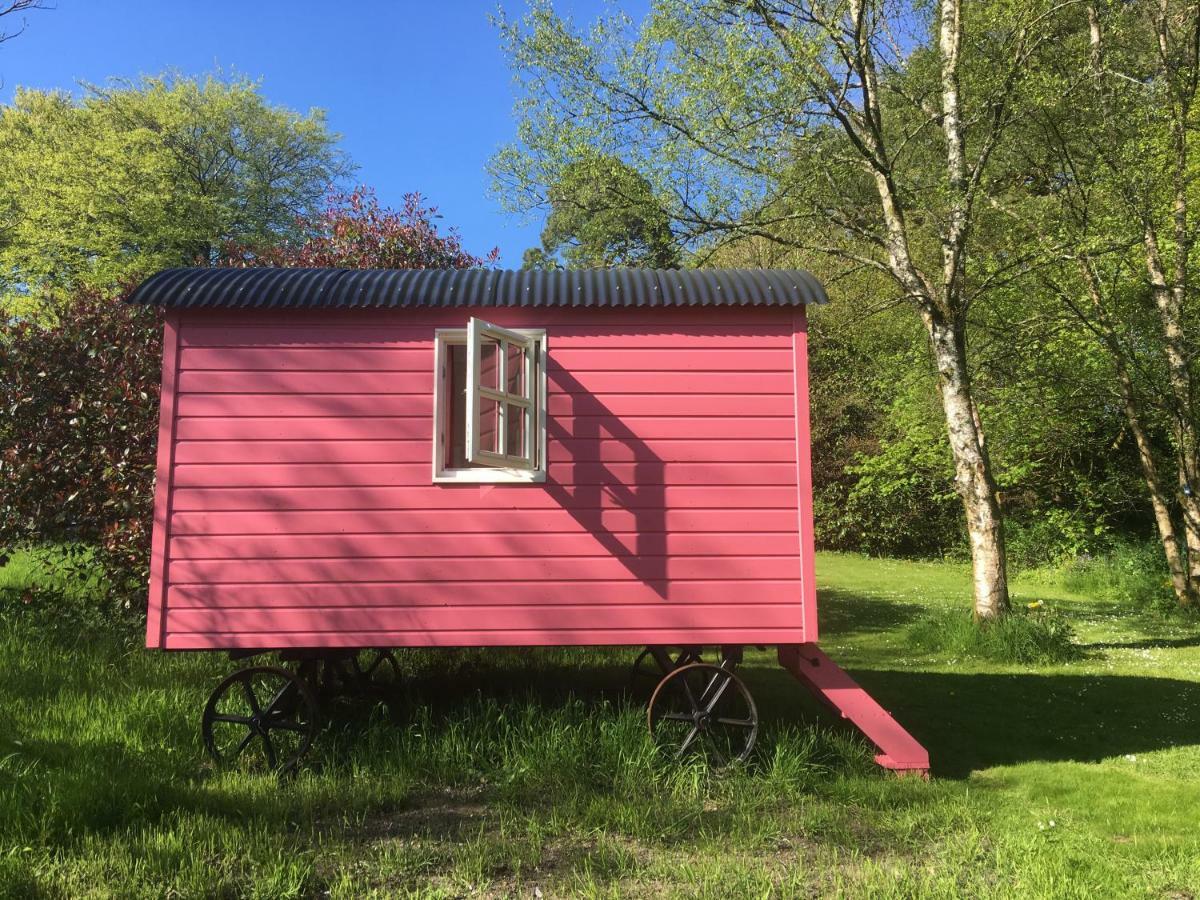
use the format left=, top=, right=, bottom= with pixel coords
left=702, top=732, right=728, bottom=767
left=261, top=731, right=278, bottom=769
left=679, top=675, right=703, bottom=714
left=231, top=729, right=257, bottom=759
left=240, top=678, right=263, bottom=716
left=211, top=714, right=253, bottom=726
left=715, top=717, right=756, bottom=728
left=263, top=680, right=296, bottom=717
left=659, top=712, right=694, bottom=723
left=702, top=672, right=733, bottom=713
left=677, top=726, right=702, bottom=757
left=266, top=718, right=306, bottom=733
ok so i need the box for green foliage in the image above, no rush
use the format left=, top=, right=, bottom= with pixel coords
left=0, top=290, right=161, bottom=606
left=1053, top=540, right=1181, bottom=616
left=0, top=72, right=349, bottom=312
left=0, top=544, right=138, bottom=637
left=523, top=153, right=678, bottom=269
left=906, top=605, right=1081, bottom=664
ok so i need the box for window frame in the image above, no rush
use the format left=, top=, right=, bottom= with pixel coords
left=432, top=324, right=548, bottom=484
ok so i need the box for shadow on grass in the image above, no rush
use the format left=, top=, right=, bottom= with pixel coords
left=1083, top=634, right=1200, bottom=651
left=815, top=588, right=926, bottom=637
left=826, top=668, right=1200, bottom=778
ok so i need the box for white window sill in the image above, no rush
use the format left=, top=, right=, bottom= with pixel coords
left=433, top=467, right=547, bottom=484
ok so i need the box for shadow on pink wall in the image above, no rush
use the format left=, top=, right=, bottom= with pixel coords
left=544, top=363, right=668, bottom=596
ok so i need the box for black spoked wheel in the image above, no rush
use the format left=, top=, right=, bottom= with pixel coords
left=630, top=645, right=703, bottom=697
left=648, top=662, right=759, bottom=766
left=202, top=666, right=320, bottom=773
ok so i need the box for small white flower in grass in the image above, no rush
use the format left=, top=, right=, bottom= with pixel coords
left=1125, top=754, right=1137, bottom=762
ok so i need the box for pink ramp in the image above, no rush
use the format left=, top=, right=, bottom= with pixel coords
left=778, top=644, right=930, bottom=774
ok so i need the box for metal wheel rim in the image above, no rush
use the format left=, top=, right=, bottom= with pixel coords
left=202, top=665, right=319, bottom=773
left=647, top=662, right=759, bottom=766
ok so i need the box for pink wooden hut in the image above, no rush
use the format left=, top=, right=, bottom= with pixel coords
left=132, top=267, right=929, bottom=774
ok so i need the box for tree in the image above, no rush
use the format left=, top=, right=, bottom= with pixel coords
left=219, top=186, right=498, bottom=269
left=0, top=72, right=350, bottom=313
left=523, top=153, right=679, bottom=269
left=1010, top=0, right=1200, bottom=606
left=493, top=1, right=1080, bottom=618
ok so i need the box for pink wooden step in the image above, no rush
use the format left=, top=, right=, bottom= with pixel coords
left=778, top=644, right=929, bottom=774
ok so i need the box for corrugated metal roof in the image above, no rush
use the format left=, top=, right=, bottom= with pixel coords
left=127, top=267, right=827, bottom=310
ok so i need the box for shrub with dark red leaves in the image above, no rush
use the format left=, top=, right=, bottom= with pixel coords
left=219, top=186, right=500, bottom=269
left=2, top=186, right=493, bottom=622
left=0, top=290, right=163, bottom=609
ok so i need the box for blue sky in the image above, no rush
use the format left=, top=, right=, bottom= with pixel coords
left=0, top=1, right=645, bottom=266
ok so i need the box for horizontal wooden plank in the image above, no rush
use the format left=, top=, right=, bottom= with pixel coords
left=167, top=579, right=802, bottom=608
left=172, top=462, right=798, bottom=489
left=176, top=393, right=430, bottom=418
left=172, top=438, right=797, bottom=465
left=170, top=485, right=797, bottom=512
left=178, top=370, right=791, bottom=395
left=161, top=626, right=809, bottom=650
left=169, top=507, right=800, bottom=536
left=176, top=391, right=795, bottom=419
left=179, top=346, right=792, bottom=373
left=547, top=393, right=795, bottom=417
left=174, top=440, right=427, bottom=464
left=167, top=555, right=802, bottom=585
left=165, top=603, right=802, bottom=635
left=169, top=531, right=800, bottom=560
left=176, top=415, right=794, bottom=442
left=177, top=416, right=433, bottom=442
left=547, top=348, right=792, bottom=372
left=180, top=347, right=430, bottom=371
left=180, top=323, right=793, bottom=349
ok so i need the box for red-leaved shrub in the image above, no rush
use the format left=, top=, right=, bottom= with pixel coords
left=1, top=290, right=162, bottom=608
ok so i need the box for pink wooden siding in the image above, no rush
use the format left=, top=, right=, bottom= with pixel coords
left=147, top=307, right=818, bottom=650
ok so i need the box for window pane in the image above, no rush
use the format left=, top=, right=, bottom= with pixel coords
left=478, top=396, right=500, bottom=454
left=479, top=339, right=499, bottom=390
left=506, top=342, right=525, bottom=396
left=506, top=403, right=527, bottom=458
left=447, top=344, right=468, bottom=468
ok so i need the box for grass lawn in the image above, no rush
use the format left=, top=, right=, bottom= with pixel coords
left=2, top=551, right=1198, bottom=898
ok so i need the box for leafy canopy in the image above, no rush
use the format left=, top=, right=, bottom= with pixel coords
left=0, top=72, right=350, bottom=312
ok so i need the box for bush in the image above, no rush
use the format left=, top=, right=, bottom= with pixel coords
left=0, top=544, right=140, bottom=637
left=906, top=604, right=1081, bottom=664
left=1053, top=539, right=1178, bottom=614
left=0, top=290, right=162, bottom=609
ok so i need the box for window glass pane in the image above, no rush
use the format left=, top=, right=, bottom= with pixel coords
left=506, top=403, right=527, bottom=458
left=478, top=396, right=500, bottom=454
left=479, top=339, right=499, bottom=390
left=447, top=344, right=468, bottom=468
left=506, top=342, right=525, bottom=396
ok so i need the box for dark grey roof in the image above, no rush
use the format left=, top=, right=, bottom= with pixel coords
left=127, top=267, right=827, bottom=309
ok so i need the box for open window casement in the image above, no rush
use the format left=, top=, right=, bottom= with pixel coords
left=466, top=317, right=538, bottom=471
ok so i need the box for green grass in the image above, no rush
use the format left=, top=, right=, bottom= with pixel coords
left=2, top=551, right=1199, bottom=897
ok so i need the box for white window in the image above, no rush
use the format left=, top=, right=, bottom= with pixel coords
left=433, top=318, right=547, bottom=483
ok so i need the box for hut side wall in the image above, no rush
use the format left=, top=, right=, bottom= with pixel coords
left=146, top=306, right=817, bottom=650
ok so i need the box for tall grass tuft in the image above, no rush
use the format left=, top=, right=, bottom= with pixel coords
left=906, top=604, right=1080, bottom=664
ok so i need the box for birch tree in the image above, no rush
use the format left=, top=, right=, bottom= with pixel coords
left=1014, top=0, right=1200, bottom=606
left=493, top=0, right=1078, bottom=618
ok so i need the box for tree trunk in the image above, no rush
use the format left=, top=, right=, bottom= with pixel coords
left=1078, top=258, right=1195, bottom=606
left=923, top=309, right=1010, bottom=619
left=1114, top=358, right=1194, bottom=606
